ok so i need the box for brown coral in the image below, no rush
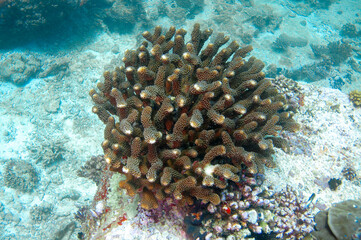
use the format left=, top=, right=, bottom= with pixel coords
left=90, top=23, right=298, bottom=210
left=349, top=90, right=361, bottom=107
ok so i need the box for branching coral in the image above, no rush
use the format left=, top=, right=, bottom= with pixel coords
left=90, top=23, right=299, bottom=210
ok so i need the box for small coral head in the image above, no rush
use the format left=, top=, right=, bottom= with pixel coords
left=90, top=23, right=298, bottom=210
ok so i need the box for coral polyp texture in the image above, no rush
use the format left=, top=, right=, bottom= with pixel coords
left=90, top=23, right=299, bottom=210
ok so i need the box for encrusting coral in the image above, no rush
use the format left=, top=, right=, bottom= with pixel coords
left=90, top=23, right=299, bottom=210
left=312, top=199, right=361, bottom=239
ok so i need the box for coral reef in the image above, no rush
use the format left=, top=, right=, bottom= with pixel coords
left=281, top=58, right=334, bottom=83
left=340, top=23, right=360, bottom=38
left=4, top=159, right=39, bottom=193
left=100, top=0, right=147, bottom=32
left=329, top=74, right=351, bottom=90
left=173, top=0, right=204, bottom=19
left=284, top=39, right=354, bottom=83
left=77, top=155, right=107, bottom=185
left=312, top=199, right=361, bottom=240
left=76, top=163, right=315, bottom=239
left=29, top=202, right=54, bottom=223
left=90, top=23, right=299, bottom=210
left=341, top=166, right=357, bottom=181
left=27, top=137, right=66, bottom=167
left=240, top=33, right=253, bottom=45
left=270, top=187, right=315, bottom=239
left=349, top=90, right=361, bottom=107
left=154, top=0, right=204, bottom=26
left=311, top=41, right=352, bottom=66
left=193, top=178, right=315, bottom=239
left=269, top=75, right=304, bottom=111
left=250, top=14, right=282, bottom=33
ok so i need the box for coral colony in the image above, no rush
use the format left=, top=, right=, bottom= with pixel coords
left=89, top=24, right=312, bottom=239
left=349, top=90, right=361, bottom=107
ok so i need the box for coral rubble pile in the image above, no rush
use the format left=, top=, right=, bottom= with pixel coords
left=90, top=23, right=299, bottom=211
left=197, top=180, right=315, bottom=239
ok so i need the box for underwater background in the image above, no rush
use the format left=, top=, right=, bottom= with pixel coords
left=0, top=0, right=361, bottom=239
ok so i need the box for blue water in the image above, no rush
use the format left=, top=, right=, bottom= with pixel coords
left=0, top=0, right=360, bottom=239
